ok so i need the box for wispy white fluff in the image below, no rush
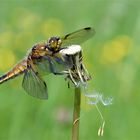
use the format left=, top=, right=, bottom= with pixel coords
left=84, top=91, right=113, bottom=106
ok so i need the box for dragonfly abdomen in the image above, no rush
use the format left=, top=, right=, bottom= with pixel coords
left=0, top=59, right=27, bottom=84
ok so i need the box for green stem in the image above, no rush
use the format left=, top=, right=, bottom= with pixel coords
left=72, top=87, right=81, bottom=140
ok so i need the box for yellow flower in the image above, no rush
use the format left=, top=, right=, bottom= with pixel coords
left=100, top=35, right=133, bottom=65
left=0, top=31, right=13, bottom=47
left=18, top=12, right=40, bottom=30
left=41, top=18, right=63, bottom=37
left=0, top=49, right=16, bottom=71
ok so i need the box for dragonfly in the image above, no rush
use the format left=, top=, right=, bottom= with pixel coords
left=0, top=27, right=95, bottom=99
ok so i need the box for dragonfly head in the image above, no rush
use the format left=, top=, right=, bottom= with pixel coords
left=48, top=37, right=62, bottom=52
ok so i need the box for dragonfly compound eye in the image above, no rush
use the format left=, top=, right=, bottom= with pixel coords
left=48, top=37, right=61, bottom=51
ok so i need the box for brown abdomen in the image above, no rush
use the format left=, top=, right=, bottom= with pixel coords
left=0, top=59, right=27, bottom=84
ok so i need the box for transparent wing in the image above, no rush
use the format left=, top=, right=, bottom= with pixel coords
left=22, top=68, right=48, bottom=99
left=61, top=27, right=95, bottom=47
left=33, top=57, right=51, bottom=75
left=33, top=55, right=70, bottom=75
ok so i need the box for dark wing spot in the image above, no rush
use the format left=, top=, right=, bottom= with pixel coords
left=64, top=34, right=70, bottom=39
left=84, top=27, right=91, bottom=30
left=35, top=71, right=39, bottom=75
left=43, top=81, right=47, bottom=87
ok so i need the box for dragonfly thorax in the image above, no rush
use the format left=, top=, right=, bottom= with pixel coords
left=47, top=36, right=62, bottom=52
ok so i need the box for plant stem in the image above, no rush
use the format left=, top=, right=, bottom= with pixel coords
left=72, top=87, right=81, bottom=140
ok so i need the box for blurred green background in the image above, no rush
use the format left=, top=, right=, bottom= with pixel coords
left=0, top=0, right=140, bottom=140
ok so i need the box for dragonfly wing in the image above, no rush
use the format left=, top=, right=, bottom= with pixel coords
left=61, top=27, right=95, bottom=47
left=48, top=55, right=72, bottom=74
left=33, top=58, right=51, bottom=75
left=22, top=68, right=48, bottom=99
left=34, top=54, right=72, bottom=75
